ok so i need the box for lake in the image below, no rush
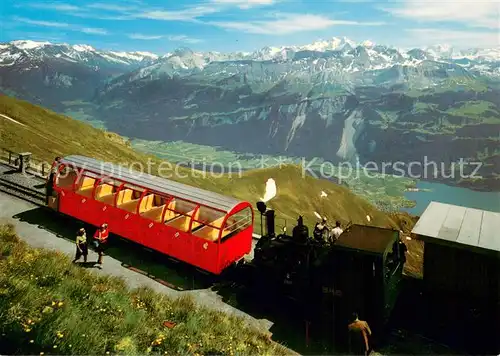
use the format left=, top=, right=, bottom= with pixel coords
left=403, top=180, right=500, bottom=216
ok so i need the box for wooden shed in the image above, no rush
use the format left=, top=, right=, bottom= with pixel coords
left=411, top=201, right=499, bottom=353
left=411, top=201, right=499, bottom=300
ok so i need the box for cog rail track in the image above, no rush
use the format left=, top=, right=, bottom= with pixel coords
left=0, top=177, right=45, bottom=206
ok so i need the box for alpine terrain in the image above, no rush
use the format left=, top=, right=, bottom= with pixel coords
left=1, top=38, right=499, bottom=191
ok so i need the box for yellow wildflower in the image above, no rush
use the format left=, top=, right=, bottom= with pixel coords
left=57, top=301, right=63, bottom=307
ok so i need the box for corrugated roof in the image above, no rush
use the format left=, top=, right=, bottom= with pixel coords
left=60, top=155, right=242, bottom=213
left=411, top=201, right=500, bottom=254
left=334, top=224, right=398, bottom=254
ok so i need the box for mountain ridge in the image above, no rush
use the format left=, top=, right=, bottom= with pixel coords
left=1, top=38, right=499, bottom=192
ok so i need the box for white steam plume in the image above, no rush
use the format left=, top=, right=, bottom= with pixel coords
left=320, top=191, right=327, bottom=198
left=261, top=178, right=277, bottom=203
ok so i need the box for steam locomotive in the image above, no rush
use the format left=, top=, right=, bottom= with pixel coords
left=237, top=202, right=405, bottom=350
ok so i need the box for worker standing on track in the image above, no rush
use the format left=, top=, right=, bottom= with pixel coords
left=314, top=218, right=330, bottom=243
left=330, top=221, right=343, bottom=243
left=72, top=228, right=88, bottom=264
left=348, top=312, right=372, bottom=355
left=45, top=156, right=61, bottom=204
left=93, top=223, right=109, bottom=265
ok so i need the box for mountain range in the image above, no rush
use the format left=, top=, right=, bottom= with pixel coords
left=1, top=38, right=499, bottom=191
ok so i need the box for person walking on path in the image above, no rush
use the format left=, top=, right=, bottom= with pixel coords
left=93, top=223, right=109, bottom=265
left=348, top=312, right=372, bottom=355
left=72, top=228, right=88, bottom=263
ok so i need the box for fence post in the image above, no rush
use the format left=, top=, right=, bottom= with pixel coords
left=8, top=151, right=12, bottom=165
left=42, top=163, right=46, bottom=177
left=18, top=152, right=32, bottom=173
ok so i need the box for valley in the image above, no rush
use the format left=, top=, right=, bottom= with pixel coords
left=1, top=38, right=499, bottom=197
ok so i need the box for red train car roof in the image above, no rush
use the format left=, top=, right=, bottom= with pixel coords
left=60, top=155, right=244, bottom=213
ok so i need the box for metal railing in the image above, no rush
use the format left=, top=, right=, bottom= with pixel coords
left=0, top=148, right=50, bottom=178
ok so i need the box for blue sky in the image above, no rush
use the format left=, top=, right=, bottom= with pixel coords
left=1, top=0, right=498, bottom=54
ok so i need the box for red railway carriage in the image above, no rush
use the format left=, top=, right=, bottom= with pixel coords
left=46, top=155, right=254, bottom=274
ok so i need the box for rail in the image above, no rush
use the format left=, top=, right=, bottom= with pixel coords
left=0, top=148, right=50, bottom=178
left=0, top=177, right=45, bottom=206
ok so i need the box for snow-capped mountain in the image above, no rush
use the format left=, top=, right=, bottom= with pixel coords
left=1, top=37, right=499, bottom=111
left=0, top=40, right=158, bottom=69
left=98, top=37, right=499, bottom=97
left=0, top=40, right=160, bottom=109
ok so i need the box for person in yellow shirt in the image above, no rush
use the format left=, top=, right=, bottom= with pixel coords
left=72, top=228, right=88, bottom=263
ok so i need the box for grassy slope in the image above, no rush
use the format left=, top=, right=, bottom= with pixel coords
left=0, top=224, right=288, bottom=355
left=0, top=95, right=404, bottom=231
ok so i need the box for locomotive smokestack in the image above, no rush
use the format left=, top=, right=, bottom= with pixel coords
left=265, top=210, right=275, bottom=238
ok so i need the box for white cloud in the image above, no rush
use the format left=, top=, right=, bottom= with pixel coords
left=86, top=3, right=138, bottom=12
left=15, top=16, right=109, bottom=35
left=128, top=33, right=164, bottom=40
left=138, top=6, right=219, bottom=21
left=14, top=17, right=69, bottom=28
left=382, top=0, right=500, bottom=29
left=211, top=13, right=385, bottom=34
left=127, top=34, right=203, bottom=43
left=406, top=28, right=500, bottom=49
left=168, top=35, right=203, bottom=43
left=211, top=0, right=275, bottom=9
left=81, top=27, right=108, bottom=35
left=25, top=3, right=81, bottom=12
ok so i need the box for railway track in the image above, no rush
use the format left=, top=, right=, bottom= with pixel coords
left=0, top=176, right=45, bottom=206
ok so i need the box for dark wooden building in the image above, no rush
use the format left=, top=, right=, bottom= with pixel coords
left=317, top=224, right=404, bottom=346
left=411, top=201, right=500, bottom=353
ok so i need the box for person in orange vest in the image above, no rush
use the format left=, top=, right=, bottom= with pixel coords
left=348, top=312, right=372, bottom=355
left=93, top=223, right=109, bottom=265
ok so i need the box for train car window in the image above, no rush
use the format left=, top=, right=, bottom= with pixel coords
left=224, top=207, right=252, bottom=235
left=140, top=193, right=171, bottom=223
left=75, top=171, right=99, bottom=197
left=194, top=206, right=226, bottom=229
left=115, top=183, right=146, bottom=213
left=94, top=178, right=121, bottom=205
left=55, top=165, right=77, bottom=190
left=164, top=199, right=198, bottom=232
